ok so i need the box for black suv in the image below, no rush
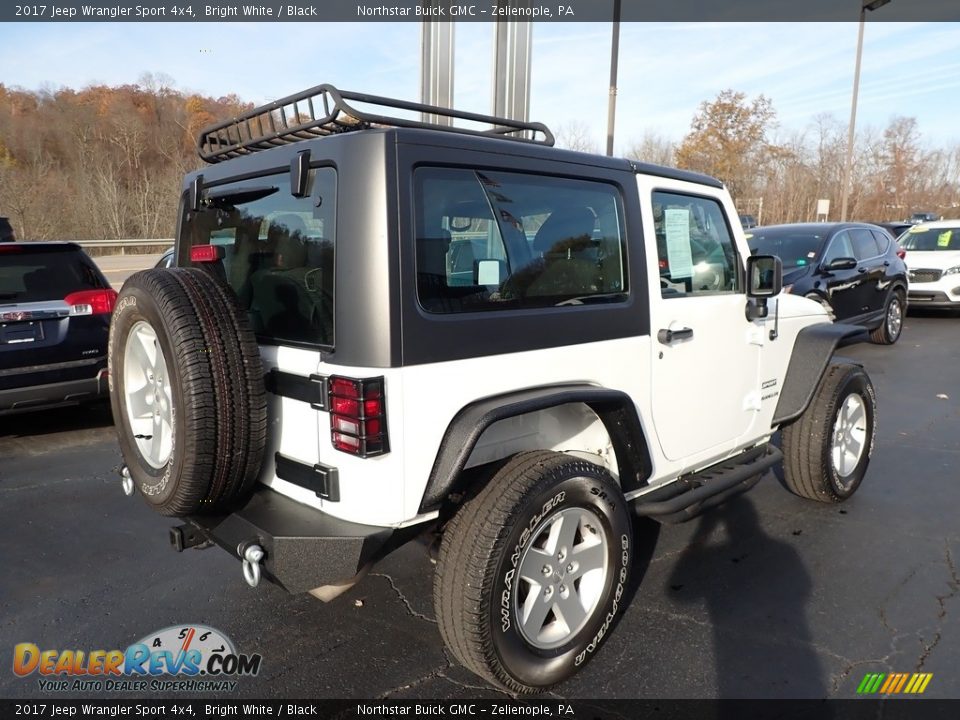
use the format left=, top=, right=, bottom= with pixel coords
left=747, top=223, right=908, bottom=344
left=0, top=242, right=116, bottom=412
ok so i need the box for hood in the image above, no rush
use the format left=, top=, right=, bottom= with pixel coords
left=906, top=250, right=960, bottom=270
left=783, top=266, right=811, bottom=286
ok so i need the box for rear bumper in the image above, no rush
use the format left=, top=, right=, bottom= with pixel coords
left=175, top=486, right=403, bottom=593
left=0, top=368, right=108, bottom=411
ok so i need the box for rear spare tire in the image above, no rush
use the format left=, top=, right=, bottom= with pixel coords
left=109, top=268, right=266, bottom=516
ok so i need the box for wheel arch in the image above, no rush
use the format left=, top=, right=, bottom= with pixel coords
left=418, top=384, right=652, bottom=513
left=772, top=322, right=865, bottom=427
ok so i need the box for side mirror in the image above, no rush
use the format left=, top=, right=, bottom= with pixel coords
left=475, top=259, right=504, bottom=286
left=747, top=254, right=782, bottom=298
left=745, top=254, right=782, bottom=321
left=824, top=256, right=857, bottom=271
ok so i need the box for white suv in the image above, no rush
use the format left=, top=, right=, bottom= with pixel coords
left=109, top=84, right=878, bottom=693
left=900, top=220, right=960, bottom=310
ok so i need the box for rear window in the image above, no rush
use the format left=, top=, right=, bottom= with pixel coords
left=413, top=168, right=627, bottom=313
left=180, top=168, right=336, bottom=347
left=0, top=248, right=106, bottom=303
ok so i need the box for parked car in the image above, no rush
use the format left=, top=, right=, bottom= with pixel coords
left=907, top=212, right=940, bottom=224
left=899, top=220, right=960, bottom=311
left=746, top=222, right=908, bottom=344
left=0, top=217, right=14, bottom=243
left=109, top=83, right=877, bottom=694
left=155, top=247, right=174, bottom=268
left=873, top=222, right=912, bottom=246
left=0, top=242, right=116, bottom=412
left=739, top=213, right=758, bottom=229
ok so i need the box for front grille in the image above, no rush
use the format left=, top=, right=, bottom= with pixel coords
left=909, top=269, right=943, bottom=283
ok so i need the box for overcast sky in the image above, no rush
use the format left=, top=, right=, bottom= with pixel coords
left=1, top=20, right=958, bottom=152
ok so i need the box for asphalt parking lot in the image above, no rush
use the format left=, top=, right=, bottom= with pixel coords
left=1, top=312, right=958, bottom=700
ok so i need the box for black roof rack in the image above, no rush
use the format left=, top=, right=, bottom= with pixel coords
left=197, top=83, right=555, bottom=164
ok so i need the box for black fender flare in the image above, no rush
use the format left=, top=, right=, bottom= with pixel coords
left=772, top=322, right=865, bottom=427
left=418, top=384, right=652, bottom=513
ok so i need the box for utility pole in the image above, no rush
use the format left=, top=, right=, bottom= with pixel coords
left=605, top=0, right=621, bottom=156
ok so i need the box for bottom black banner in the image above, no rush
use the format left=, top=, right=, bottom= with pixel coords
left=3, top=699, right=960, bottom=720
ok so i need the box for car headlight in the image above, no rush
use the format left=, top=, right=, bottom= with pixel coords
left=944, top=265, right=960, bottom=276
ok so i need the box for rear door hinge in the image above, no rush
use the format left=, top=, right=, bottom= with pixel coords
left=264, top=369, right=328, bottom=410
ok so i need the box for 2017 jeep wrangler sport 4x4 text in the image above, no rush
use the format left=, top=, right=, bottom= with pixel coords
left=109, top=84, right=877, bottom=694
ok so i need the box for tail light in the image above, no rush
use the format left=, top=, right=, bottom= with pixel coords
left=190, top=244, right=223, bottom=263
left=328, top=375, right=388, bottom=457
left=65, top=289, right=117, bottom=315
left=896, top=246, right=906, bottom=260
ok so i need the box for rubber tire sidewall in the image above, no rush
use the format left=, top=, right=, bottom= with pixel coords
left=490, top=471, right=632, bottom=689
left=882, top=289, right=904, bottom=344
left=818, top=369, right=876, bottom=500
left=109, top=286, right=187, bottom=509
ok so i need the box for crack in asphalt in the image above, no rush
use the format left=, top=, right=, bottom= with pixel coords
left=369, top=572, right=437, bottom=624
left=646, top=604, right=879, bottom=697
left=830, top=656, right=894, bottom=695
left=917, top=543, right=959, bottom=670
left=376, top=663, right=452, bottom=699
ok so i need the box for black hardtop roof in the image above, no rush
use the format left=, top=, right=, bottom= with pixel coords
left=186, top=123, right=725, bottom=192
left=193, top=82, right=725, bottom=190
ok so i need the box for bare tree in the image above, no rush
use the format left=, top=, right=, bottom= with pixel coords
left=554, top=121, right=600, bottom=153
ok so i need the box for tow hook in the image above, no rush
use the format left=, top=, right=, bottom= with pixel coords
left=239, top=542, right=265, bottom=588
left=120, top=465, right=135, bottom=497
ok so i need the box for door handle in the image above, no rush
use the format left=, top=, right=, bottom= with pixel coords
left=658, top=327, right=694, bottom=344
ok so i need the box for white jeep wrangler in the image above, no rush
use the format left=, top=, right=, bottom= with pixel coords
left=109, top=84, right=876, bottom=694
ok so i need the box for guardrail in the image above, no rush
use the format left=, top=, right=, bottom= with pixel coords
left=74, top=239, right=173, bottom=257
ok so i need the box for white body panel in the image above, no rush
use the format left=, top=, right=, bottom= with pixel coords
left=256, top=173, right=832, bottom=529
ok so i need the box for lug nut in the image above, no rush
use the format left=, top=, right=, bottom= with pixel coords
left=542, top=565, right=552, bottom=576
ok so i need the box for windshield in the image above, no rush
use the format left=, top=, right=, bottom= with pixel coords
left=899, top=226, right=960, bottom=252
left=179, top=168, right=336, bottom=348
left=747, top=230, right=825, bottom=269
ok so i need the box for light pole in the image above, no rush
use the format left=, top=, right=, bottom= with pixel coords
left=605, top=0, right=621, bottom=156
left=840, top=0, right=892, bottom=221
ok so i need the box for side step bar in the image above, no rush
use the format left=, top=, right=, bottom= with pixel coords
left=633, top=443, right=782, bottom=524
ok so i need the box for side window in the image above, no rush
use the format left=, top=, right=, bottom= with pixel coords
left=850, top=228, right=881, bottom=260
left=822, top=231, right=855, bottom=265
left=652, top=191, right=739, bottom=298
left=414, top=168, right=627, bottom=313
left=870, top=229, right=891, bottom=255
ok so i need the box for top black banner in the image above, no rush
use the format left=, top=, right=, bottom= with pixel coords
left=2, top=0, right=960, bottom=23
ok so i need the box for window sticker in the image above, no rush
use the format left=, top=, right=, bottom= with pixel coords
left=937, top=230, right=952, bottom=247
left=796, top=259, right=807, bottom=266
left=664, top=208, right=694, bottom=279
